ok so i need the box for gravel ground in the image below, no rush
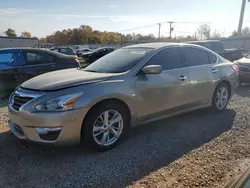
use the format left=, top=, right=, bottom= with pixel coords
left=1, top=86, right=250, bottom=188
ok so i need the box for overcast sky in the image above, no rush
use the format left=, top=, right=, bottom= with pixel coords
left=0, top=0, right=249, bottom=38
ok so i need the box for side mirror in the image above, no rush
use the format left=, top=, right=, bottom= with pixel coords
left=141, top=65, right=162, bottom=75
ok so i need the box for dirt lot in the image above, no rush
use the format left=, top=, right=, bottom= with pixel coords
left=1, top=86, right=250, bottom=188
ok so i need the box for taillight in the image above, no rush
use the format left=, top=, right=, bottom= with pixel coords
left=231, top=64, right=239, bottom=72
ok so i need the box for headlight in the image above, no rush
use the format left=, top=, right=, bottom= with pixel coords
left=35, top=93, right=83, bottom=112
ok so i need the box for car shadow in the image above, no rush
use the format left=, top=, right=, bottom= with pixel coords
left=0, top=95, right=8, bottom=108
left=236, top=85, right=250, bottom=98
left=0, top=108, right=235, bottom=188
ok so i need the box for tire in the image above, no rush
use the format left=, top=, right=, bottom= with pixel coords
left=211, top=83, right=230, bottom=112
left=82, top=102, right=130, bottom=151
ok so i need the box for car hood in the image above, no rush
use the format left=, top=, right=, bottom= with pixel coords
left=21, top=68, right=113, bottom=91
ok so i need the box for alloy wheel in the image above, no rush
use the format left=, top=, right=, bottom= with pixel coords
left=92, top=110, right=124, bottom=146
left=215, top=86, right=229, bottom=110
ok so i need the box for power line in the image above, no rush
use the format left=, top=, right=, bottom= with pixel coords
left=170, top=21, right=212, bottom=24
left=117, top=23, right=157, bottom=32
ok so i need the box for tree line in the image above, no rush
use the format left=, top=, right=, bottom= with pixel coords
left=39, top=25, right=157, bottom=45
left=3, top=28, right=32, bottom=38
left=3, top=24, right=250, bottom=44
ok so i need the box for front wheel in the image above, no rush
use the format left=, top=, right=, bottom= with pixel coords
left=82, top=102, right=130, bottom=151
left=211, top=83, right=230, bottom=111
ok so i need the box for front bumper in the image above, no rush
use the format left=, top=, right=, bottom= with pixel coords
left=8, top=106, right=88, bottom=145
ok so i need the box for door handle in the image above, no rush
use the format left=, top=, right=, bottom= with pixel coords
left=212, top=69, right=218, bottom=73
left=178, top=75, right=187, bottom=81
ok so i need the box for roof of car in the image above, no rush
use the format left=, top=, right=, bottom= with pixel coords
left=186, top=40, right=220, bottom=43
left=0, top=47, right=75, bottom=58
left=123, top=42, right=192, bottom=49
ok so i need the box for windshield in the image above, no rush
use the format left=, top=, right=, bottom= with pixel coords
left=84, top=48, right=152, bottom=73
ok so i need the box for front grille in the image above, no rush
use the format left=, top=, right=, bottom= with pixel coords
left=11, top=94, right=33, bottom=111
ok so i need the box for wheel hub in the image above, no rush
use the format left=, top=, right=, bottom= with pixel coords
left=92, top=110, right=124, bottom=146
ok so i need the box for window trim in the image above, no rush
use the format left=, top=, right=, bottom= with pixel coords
left=134, top=46, right=184, bottom=76
left=181, top=46, right=217, bottom=68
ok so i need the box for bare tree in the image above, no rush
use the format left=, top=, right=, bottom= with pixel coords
left=211, top=30, right=221, bottom=39
left=197, top=24, right=211, bottom=40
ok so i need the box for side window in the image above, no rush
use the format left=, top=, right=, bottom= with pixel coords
left=25, top=51, right=44, bottom=65
left=183, top=47, right=210, bottom=67
left=202, top=43, right=213, bottom=50
left=146, top=47, right=182, bottom=70
left=210, top=42, right=224, bottom=54
left=0, top=53, right=13, bottom=64
left=59, top=48, right=68, bottom=53
left=207, top=52, right=217, bottom=64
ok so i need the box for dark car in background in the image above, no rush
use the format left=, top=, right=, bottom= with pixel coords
left=80, top=47, right=115, bottom=64
left=234, top=51, right=250, bottom=85
left=0, top=48, right=80, bottom=94
left=188, top=40, right=243, bottom=62
left=51, top=47, right=76, bottom=56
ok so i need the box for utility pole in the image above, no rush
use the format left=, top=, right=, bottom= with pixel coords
left=168, top=21, right=174, bottom=38
left=157, top=23, right=161, bottom=40
left=238, top=0, right=247, bottom=35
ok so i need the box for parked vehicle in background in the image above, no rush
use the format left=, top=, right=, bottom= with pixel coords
left=73, top=45, right=90, bottom=52
left=76, top=48, right=93, bottom=57
left=51, top=47, right=76, bottom=56
left=234, top=51, right=250, bottom=85
left=8, top=43, right=238, bottom=151
left=188, top=40, right=243, bottom=62
left=80, top=47, right=115, bottom=64
left=0, top=48, right=80, bottom=94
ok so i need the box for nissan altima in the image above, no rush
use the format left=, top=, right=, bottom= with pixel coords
left=8, top=43, right=239, bottom=150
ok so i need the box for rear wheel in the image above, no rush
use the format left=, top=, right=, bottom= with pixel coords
left=82, top=102, right=130, bottom=151
left=211, top=83, right=230, bottom=111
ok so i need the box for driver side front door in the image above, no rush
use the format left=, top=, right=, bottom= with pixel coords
left=134, top=47, right=191, bottom=121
